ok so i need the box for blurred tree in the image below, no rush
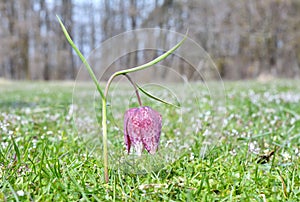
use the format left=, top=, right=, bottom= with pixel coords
left=56, top=0, right=75, bottom=79
left=0, top=0, right=299, bottom=80
left=39, top=0, right=51, bottom=80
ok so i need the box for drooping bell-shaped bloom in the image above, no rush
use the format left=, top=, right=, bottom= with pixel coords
left=124, top=106, right=162, bottom=155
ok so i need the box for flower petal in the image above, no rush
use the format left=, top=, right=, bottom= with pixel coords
left=141, top=107, right=162, bottom=154
left=124, top=106, right=162, bottom=155
left=124, top=108, right=137, bottom=153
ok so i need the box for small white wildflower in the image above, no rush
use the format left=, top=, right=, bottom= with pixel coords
left=281, top=152, right=291, bottom=161
left=46, top=131, right=53, bottom=135
left=17, top=190, right=25, bottom=196
left=223, top=118, right=228, bottom=127
left=1, top=142, right=9, bottom=149
left=229, top=149, right=237, bottom=156
left=203, top=130, right=210, bottom=136
left=290, top=118, right=296, bottom=125
left=234, top=172, right=240, bottom=178
left=190, top=152, right=194, bottom=161
left=249, top=142, right=260, bottom=154
left=232, top=129, right=238, bottom=136
left=25, top=108, right=31, bottom=114
left=1, top=125, right=7, bottom=132
left=165, top=140, right=173, bottom=148
left=66, top=104, right=75, bottom=121
left=32, top=139, right=38, bottom=148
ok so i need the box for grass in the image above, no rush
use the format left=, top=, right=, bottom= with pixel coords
left=0, top=79, right=300, bottom=201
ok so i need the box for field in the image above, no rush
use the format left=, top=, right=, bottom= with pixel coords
left=0, top=80, right=300, bottom=201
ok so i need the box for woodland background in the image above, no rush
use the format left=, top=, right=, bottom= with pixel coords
left=1, top=0, right=300, bottom=80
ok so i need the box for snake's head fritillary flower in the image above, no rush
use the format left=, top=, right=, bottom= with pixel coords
left=124, top=106, right=162, bottom=156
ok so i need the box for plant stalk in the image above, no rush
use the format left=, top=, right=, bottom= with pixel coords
left=102, top=97, right=109, bottom=183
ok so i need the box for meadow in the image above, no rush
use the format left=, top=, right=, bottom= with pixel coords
left=0, top=80, right=299, bottom=201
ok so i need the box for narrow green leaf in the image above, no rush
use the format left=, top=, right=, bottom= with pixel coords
left=137, top=84, right=180, bottom=108
left=104, top=32, right=188, bottom=96
left=56, top=15, right=105, bottom=99
left=114, top=33, right=188, bottom=76
left=11, top=136, right=20, bottom=162
left=67, top=170, right=91, bottom=202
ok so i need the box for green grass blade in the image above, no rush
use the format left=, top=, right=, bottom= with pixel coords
left=56, top=15, right=105, bottom=99
left=67, top=170, right=91, bottom=202
left=7, top=182, right=19, bottom=202
left=136, top=84, right=180, bottom=108
left=11, top=137, right=20, bottom=162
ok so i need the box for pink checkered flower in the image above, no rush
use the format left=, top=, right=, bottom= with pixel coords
left=124, top=106, right=162, bottom=155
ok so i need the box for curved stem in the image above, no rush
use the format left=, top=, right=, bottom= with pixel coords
left=102, top=73, right=142, bottom=182
left=104, top=72, right=117, bottom=97
left=123, top=74, right=142, bottom=106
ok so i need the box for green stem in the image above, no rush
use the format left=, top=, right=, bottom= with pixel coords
left=102, top=97, right=109, bottom=183
left=102, top=73, right=143, bottom=183
left=57, top=15, right=109, bottom=183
